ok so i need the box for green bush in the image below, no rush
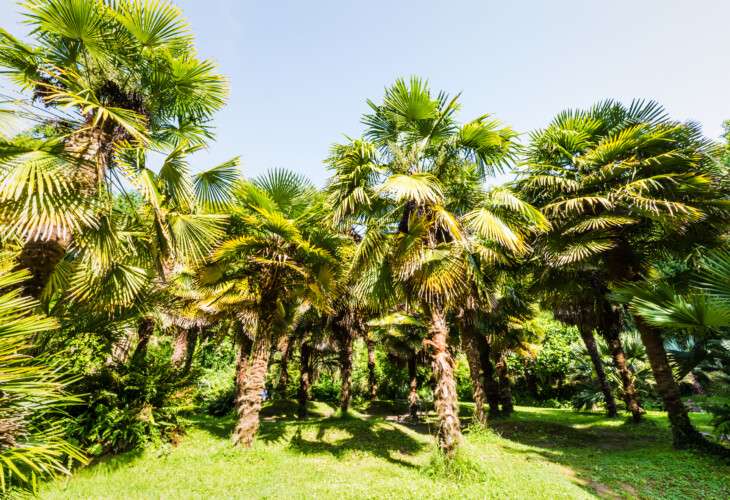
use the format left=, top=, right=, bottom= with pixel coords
left=312, top=376, right=340, bottom=401
left=64, top=350, right=191, bottom=456
left=194, top=341, right=237, bottom=416
left=454, top=354, right=473, bottom=402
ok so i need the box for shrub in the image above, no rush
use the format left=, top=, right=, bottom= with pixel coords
left=312, top=377, right=340, bottom=401
left=64, top=350, right=191, bottom=456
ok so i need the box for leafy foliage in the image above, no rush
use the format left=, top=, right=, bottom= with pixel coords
left=0, top=264, right=84, bottom=497
left=64, top=352, right=190, bottom=455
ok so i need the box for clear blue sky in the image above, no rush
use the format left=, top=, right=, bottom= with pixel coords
left=2, top=0, right=729, bottom=186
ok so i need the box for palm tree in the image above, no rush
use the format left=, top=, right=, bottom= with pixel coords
left=327, top=78, right=545, bottom=456
left=0, top=0, right=229, bottom=298
left=211, top=169, right=343, bottom=447
left=329, top=306, right=366, bottom=414
left=531, top=268, right=620, bottom=418
left=569, top=331, right=652, bottom=413
left=517, top=100, right=730, bottom=446
left=367, top=309, right=429, bottom=397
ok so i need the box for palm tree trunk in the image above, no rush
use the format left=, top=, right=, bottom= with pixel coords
left=232, top=296, right=276, bottom=448
left=332, top=309, right=361, bottom=414
left=408, top=354, right=417, bottom=391
left=338, top=328, right=354, bottom=414
left=131, top=316, right=156, bottom=363
left=171, top=326, right=198, bottom=372
left=235, top=333, right=254, bottom=411
left=595, top=285, right=643, bottom=422
left=171, top=328, right=191, bottom=367
left=277, top=334, right=295, bottom=399
left=477, top=335, right=501, bottom=418
left=462, top=328, right=486, bottom=426
left=367, top=339, right=376, bottom=400
left=600, top=326, right=643, bottom=422
left=15, top=229, right=70, bottom=300
left=297, top=340, right=312, bottom=419
left=634, top=317, right=703, bottom=446
left=424, top=302, right=461, bottom=457
left=603, top=247, right=703, bottom=443
left=577, top=327, right=619, bottom=418
left=495, top=354, right=513, bottom=416
left=182, top=326, right=200, bottom=375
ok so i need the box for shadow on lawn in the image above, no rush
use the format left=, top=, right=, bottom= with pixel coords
left=483, top=411, right=702, bottom=499
left=259, top=415, right=427, bottom=468
left=192, top=416, right=236, bottom=440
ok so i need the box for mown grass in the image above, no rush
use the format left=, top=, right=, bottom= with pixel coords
left=43, top=401, right=729, bottom=499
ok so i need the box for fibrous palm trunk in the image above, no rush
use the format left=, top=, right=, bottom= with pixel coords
left=232, top=294, right=276, bottom=448
left=336, top=329, right=355, bottom=414
left=183, top=326, right=200, bottom=374
left=598, top=301, right=642, bottom=422
left=425, top=302, right=461, bottom=457
left=462, top=328, right=486, bottom=426
left=277, top=334, right=295, bottom=399
left=604, top=247, right=702, bottom=445
left=131, top=316, right=156, bottom=363
left=477, top=335, right=501, bottom=418
left=297, top=340, right=312, bottom=420
left=171, top=328, right=190, bottom=367
left=577, top=327, right=618, bottom=418
left=332, top=308, right=361, bottom=414
left=495, top=354, right=513, bottom=417
left=408, top=354, right=417, bottom=391
left=16, top=227, right=70, bottom=300
left=635, top=318, right=703, bottom=446
left=367, top=339, right=376, bottom=400
left=235, top=333, right=254, bottom=411
left=171, top=327, right=198, bottom=373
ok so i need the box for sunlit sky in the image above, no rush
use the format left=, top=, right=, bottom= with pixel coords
left=1, top=0, right=729, bottom=186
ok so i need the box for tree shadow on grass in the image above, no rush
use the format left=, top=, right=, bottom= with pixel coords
left=191, top=415, right=236, bottom=440
left=484, top=413, right=694, bottom=499
left=260, top=399, right=334, bottom=420
left=84, top=448, right=146, bottom=473
left=259, top=415, right=427, bottom=469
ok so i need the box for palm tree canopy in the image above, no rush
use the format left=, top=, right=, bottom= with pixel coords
left=326, top=77, right=546, bottom=311
left=516, top=99, right=730, bottom=275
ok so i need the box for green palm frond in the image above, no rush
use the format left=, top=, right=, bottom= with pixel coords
left=158, top=143, right=195, bottom=209
left=168, top=213, right=226, bottom=263
left=463, top=207, right=526, bottom=254
left=374, top=173, right=444, bottom=205
left=0, top=265, right=85, bottom=495
left=69, top=261, right=152, bottom=313
left=697, top=250, right=730, bottom=304
left=114, top=0, right=193, bottom=49
left=0, top=136, right=98, bottom=238
left=194, top=157, right=241, bottom=209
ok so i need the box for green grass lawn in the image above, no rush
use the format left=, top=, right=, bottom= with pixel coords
left=43, top=402, right=729, bottom=499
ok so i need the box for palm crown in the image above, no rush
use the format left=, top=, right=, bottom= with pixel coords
left=517, top=100, right=730, bottom=276
left=0, top=0, right=235, bottom=302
